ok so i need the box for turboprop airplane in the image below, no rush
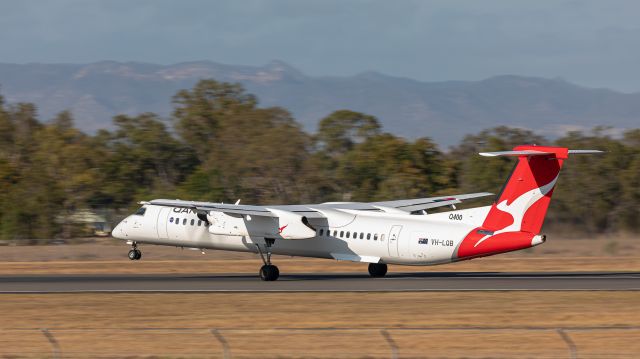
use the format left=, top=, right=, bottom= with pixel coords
left=112, top=145, right=601, bottom=281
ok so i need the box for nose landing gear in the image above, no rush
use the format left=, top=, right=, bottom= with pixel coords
left=256, top=238, right=279, bottom=281
left=128, top=249, right=142, bottom=260
left=128, top=242, right=142, bottom=260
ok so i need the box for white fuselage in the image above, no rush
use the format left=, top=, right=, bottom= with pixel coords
left=113, top=204, right=492, bottom=265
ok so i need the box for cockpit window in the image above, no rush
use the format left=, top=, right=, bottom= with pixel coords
left=134, top=207, right=147, bottom=216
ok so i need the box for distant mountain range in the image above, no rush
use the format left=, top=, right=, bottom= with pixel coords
left=1, top=60, right=639, bottom=146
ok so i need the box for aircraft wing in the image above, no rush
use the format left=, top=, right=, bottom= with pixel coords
left=148, top=192, right=492, bottom=218
left=148, top=199, right=326, bottom=218
left=369, top=192, right=493, bottom=213
left=316, top=192, right=492, bottom=213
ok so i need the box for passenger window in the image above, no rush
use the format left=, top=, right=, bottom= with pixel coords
left=182, top=218, right=187, bottom=225
left=352, top=232, right=357, bottom=239
left=333, top=230, right=337, bottom=237
left=346, top=232, right=350, bottom=238
left=319, top=229, right=324, bottom=236
left=169, top=217, right=174, bottom=223
left=190, top=219, right=195, bottom=226
left=134, top=207, right=146, bottom=216
left=197, top=220, right=202, bottom=226
left=175, top=218, right=180, bottom=225
left=374, top=234, right=378, bottom=241
left=360, top=233, right=364, bottom=239
left=340, top=231, right=344, bottom=237
left=367, top=233, right=371, bottom=240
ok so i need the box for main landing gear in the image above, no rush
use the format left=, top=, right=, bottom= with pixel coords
left=256, top=238, right=279, bottom=281
left=368, top=263, right=387, bottom=278
left=128, top=242, right=142, bottom=261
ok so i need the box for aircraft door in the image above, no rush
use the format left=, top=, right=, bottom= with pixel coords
left=388, top=225, right=403, bottom=257
left=157, top=207, right=171, bottom=239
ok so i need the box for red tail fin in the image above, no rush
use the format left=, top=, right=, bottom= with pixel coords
left=483, top=145, right=568, bottom=234
left=456, top=145, right=571, bottom=259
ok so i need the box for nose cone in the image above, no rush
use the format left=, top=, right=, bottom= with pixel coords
left=111, top=219, right=128, bottom=240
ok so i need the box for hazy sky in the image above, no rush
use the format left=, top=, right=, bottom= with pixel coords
left=1, top=0, right=639, bottom=92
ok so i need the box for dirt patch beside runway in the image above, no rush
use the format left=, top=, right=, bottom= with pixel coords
left=0, top=292, right=638, bottom=358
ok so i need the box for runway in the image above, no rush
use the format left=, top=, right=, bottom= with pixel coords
left=0, top=271, right=639, bottom=292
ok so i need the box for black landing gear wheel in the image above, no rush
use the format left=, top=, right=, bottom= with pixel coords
left=368, top=263, right=388, bottom=278
left=256, top=238, right=279, bottom=281
left=260, top=264, right=280, bottom=281
left=128, top=245, right=142, bottom=260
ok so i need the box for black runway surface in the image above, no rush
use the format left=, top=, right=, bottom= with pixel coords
left=0, top=271, right=639, bottom=292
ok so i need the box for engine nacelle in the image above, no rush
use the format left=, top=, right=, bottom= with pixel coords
left=207, top=211, right=249, bottom=236
left=268, top=209, right=316, bottom=240
left=206, top=209, right=316, bottom=240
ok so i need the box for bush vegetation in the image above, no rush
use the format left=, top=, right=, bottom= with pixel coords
left=0, top=79, right=637, bottom=240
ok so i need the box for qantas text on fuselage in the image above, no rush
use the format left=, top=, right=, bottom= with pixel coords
left=113, top=145, right=602, bottom=281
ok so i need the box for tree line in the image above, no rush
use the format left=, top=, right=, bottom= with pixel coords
left=0, top=79, right=638, bottom=241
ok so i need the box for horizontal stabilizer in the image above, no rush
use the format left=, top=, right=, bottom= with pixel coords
left=568, top=149, right=604, bottom=154
left=479, top=150, right=552, bottom=157
left=480, top=149, right=603, bottom=157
